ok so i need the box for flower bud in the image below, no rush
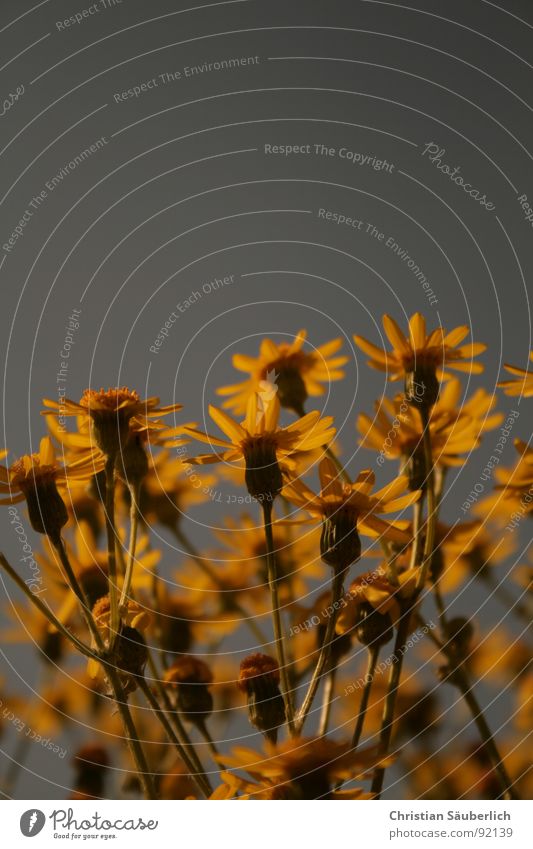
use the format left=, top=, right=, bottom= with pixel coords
left=273, top=367, right=308, bottom=414
left=115, top=626, right=148, bottom=688
left=164, top=656, right=213, bottom=727
left=242, top=436, right=282, bottom=502
left=115, top=433, right=149, bottom=488
left=11, top=463, right=68, bottom=542
left=320, top=506, right=361, bottom=572
left=238, top=653, right=286, bottom=742
left=71, top=744, right=109, bottom=800
left=355, top=601, right=394, bottom=647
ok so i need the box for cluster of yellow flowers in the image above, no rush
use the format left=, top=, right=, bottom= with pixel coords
left=0, top=313, right=531, bottom=800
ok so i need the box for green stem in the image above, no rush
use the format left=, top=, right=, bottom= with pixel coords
left=197, top=719, right=226, bottom=771
left=318, top=664, right=337, bottom=737
left=105, top=667, right=157, bottom=799
left=351, top=645, right=380, bottom=751
left=446, top=665, right=519, bottom=801
left=53, top=537, right=104, bottom=651
left=334, top=644, right=380, bottom=792
left=295, top=568, right=345, bottom=734
left=418, top=611, right=519, bottom=800
left=263, top=500, right=296, bottom=734
left=119, top=483, right=140, bottom=612
left=370, top=601, right=413, bottom=798
left=104, top=457, right=120, bottom=651
left=145, top=653, right=212, bottom=793
left=138, top=677, right=211, bottom=798
left=416, top=406, right=437, bottom=590
left=0, top=553, right=94, bottom=659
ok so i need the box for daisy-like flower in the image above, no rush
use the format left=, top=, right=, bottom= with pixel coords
left=357, top=379, right=502, bottom=488
left=212, top=737, right=389, bottom=799
left=494, top=439, right=533, bottom=503
left=336, top=564, right=418, bottom=638
left=184, top=393, right=335, bottom=501
left=354, top=313, right=486, bottom=407
left=38, top=520, right=160, bottom=632
left=0, top=437, right=103, bottom=541
left=138, top=450, right=216, bottom=530
left=42, top=387, right=183, bottom=459
left=216, top=329, right=348, bottom=414
left=498, top=351, right=533, bottom=397
left=212, top=514, right=324, bottom=606
left=282, top=457, right=420, bottom=571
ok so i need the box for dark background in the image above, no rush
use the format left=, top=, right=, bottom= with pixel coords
left=0, top=0, right=531, bottom=798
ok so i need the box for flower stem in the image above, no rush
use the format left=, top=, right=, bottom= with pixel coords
left=104, top=457, right=120, bottom=651
left=53, top=537, right=105, bottom=651
left=0, top=553, right=94, bottom=659
left=416, top=406, right=437, bottom=590
left=197, top=719, right=226, bottom=771
left=119, top=483, right=140, bottom=612
left=325, top=445, right=351, bottom=485
left=370, top=600, right=413, bottom=798
left=318, top=664, right=337, bottom=736
left=446, top=665, right=519, bottom=800
left=145, top=652, right=213, bottom=791
left=262, top=499, right=296, bottom=734
left=351, top=644, right=380, bottom=751
left=105, top=666, right=157, bottom=799
left=138, top=676, right=212, bottom=798
left=295, top=567, right=345, bottom=735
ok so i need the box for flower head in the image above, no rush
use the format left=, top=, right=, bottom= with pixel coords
left=358, top=378, right=502, bottom=488
left=354, top=313, right=486, bottom=407
left=184, top=393, right=335, bottom=501
left=214, top=737, right=389, bottom=799
left=0, top=437, right=102, bottom=540
left=217, top=330, right=347, bottom=414
left=282, top=457, right=420, bottom=570
left=42, top=387, right=183, bottom=458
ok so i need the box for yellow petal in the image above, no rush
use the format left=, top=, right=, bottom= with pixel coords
left=383, top=315, right=410, bottom=353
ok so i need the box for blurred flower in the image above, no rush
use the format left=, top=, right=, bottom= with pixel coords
left=217, top=330, right=347, bottom=414
left=357, top=379, right=502, bottom=487
left=498, top=351, right=533, bottom=397
left=214, top=737, right=388, bottom=799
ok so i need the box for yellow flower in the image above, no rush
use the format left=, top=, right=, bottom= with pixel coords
left=139, top=450, right=216, bottom=530
left=358, top=379, right=502, bottom=480
left=38, top=519, right=160, bottom=631
left=498, top=351, right=533, bottom=396
left=212, top=513, right=324, bottom=605
left=494, top=438, right=533, bottom=501
left=216, top=329, right=347, bottom=414
left=354, top=313, right=486, bottom=406
left=336, top=564, right=418, bottom=634
left=42, top=387, right=183, bottom=457
left=0, top=437, right=103, bottom=539
left=214, top=737, right=388, bottom=799
left=283, top=457, right=420, bottom=553
left=184, top=393, right=335, bottom=500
